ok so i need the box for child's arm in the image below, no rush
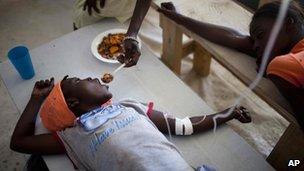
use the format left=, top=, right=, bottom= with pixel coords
left=149, top=107, right=251, bottom=135
left=10, top=78, right=64, bottom=155
left=158, top=2, right=255, bottom=57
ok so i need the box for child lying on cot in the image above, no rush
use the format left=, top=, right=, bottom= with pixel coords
left=158, top=1, right=304, bottom=130
left=10, top=76, right=251, bottom=170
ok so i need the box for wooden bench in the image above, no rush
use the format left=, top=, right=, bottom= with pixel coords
left=154, top=0, right=304, bottom=170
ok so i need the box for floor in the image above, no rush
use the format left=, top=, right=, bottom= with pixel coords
left=0, top=0, right=288, bottom=170
left=0, top=0, right=74, bottom=62
left=0, top=0, right=74, bottom=170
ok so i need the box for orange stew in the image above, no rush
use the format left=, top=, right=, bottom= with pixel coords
left=98, top=33, right=125, bottom=59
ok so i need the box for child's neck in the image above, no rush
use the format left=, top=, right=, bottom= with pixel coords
left=101, top=99, right=112, bottom=107
left=75, top=99, right=113, bottom=117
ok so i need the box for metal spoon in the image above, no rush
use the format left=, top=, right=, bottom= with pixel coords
left=113, top=63, right=126, bottom=75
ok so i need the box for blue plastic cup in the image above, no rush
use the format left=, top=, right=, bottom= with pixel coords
left=8, top=46, right=35, bottom=80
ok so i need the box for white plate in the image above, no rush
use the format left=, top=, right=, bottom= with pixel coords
left=91, top=28, right=142, bottom=64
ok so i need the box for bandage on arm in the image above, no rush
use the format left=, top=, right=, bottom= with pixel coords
left=175, top=117, right=193, bottom=135
left=149, top=109, right=236, bottom=135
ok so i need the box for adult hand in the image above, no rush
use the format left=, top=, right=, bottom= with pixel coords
left=233, top=106, right=251, bottom=123
left=160, top=2, right=176, bottom=12
left=158, top=2, right=181, bottom=23
left=83, top=0, right=106, bottom=16
left=31, top=78, right=55, bottom=101
left=117, top=39, right=141, bottom=67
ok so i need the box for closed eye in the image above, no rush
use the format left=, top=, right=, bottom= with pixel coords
left=72, top=77, right=81, bottom=84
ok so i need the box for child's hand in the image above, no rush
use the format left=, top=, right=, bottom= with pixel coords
left=233, top=106, right=251, bottom=123
left=31, top=78, right=55, bottom=101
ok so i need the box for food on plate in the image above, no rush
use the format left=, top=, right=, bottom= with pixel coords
left=98, top=33, right=125, bottom=59
left=101, top=73, right=114, bottom=83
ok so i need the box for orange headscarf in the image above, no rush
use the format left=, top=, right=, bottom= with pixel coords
left=40, top=82, right=76, bottom=132
left=267, top=39, right=304, bottom=88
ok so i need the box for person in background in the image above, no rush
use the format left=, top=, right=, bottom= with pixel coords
left=158, top=1, right=304, bottom=130
left=74, top=0, right=152, bottom=67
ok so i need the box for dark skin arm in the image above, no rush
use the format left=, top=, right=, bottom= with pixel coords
left=118, top=0, right=152, bottom=67
left=10, top=78, right=63, bottom=155
left=83, top=0, right=106, bottom=16
left=83, top=0, right=151, bottom=36
left=83, top=0, right=152, bottom=67
left=158, top=2, right=256, bottom=57
left=269, top=75, right=304, bottom=131
left=150, top=107, right=251, bottom=135
left=127, top=0, right=152, bottom=38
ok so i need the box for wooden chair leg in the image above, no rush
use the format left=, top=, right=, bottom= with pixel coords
left=193, top=42, right=212, bottom=77
left=160, top=14, right=183, bottom=75
left=182, top=40, right=195, bottom=58
left=267, top=124, right=304, bottom=171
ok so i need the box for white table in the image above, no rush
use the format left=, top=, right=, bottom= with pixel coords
left=154, top=1, right=304, bottom=170
left=0, top=19, right=273, bottom=171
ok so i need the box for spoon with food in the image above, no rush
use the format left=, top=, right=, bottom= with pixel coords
left=101, top=63, right=126, bottom=83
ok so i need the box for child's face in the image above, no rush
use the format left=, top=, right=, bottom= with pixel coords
left=250, top=17, right=292, bottom=69
left=61, top=76, right=112, bottom=111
